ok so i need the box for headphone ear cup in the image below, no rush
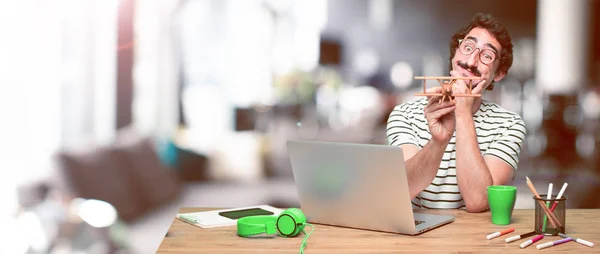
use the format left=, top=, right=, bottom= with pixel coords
left=289, top=208, right=307, bottom=225
left=276, top=208, right=306, bottom=237
left=291, top=208, right=307, bottom=235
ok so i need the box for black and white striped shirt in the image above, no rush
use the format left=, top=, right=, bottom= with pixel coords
left=386, top=98, right=526, bottom=209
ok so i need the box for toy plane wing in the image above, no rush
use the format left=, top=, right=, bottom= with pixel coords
left=414, top=76, right=482, bottom=80
left=414, top=93, right=443, bottom=96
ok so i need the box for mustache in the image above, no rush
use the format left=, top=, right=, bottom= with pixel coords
left=457, top=62, right=481, bottom=76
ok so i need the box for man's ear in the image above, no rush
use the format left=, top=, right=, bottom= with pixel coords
left=493, top=71, right=506, bottom=82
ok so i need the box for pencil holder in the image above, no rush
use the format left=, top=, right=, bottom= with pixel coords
left=534, top=194, right=566, bottom=236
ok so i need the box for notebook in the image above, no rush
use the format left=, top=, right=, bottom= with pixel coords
left=175, top=205, right=283, bottom=228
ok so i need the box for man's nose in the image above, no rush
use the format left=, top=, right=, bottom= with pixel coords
left=466, top=48, right=480, bottom=67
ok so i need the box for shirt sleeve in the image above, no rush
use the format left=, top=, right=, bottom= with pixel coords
left=483, top=117, right=526, bottom=171
left=386, top=105, right=419, bottom=147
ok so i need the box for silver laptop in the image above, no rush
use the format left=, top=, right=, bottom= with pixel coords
left=287, top=140, right=454, bottom=235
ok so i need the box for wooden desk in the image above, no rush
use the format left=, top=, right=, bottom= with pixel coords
left=157, top=208, right=600, bottom=253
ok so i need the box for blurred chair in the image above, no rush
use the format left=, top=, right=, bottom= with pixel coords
left=54, top=133, right=183, bottom=222
left=175, top=145, right=211, bottom=182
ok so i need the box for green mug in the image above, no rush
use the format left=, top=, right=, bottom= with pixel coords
left=487, top=185, right=517, bottom=225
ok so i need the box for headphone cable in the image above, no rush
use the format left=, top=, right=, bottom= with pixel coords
left=299, top=223, right=314, bottom=254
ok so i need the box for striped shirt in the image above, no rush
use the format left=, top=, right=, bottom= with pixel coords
left=386, top=98, right=526, bottom=209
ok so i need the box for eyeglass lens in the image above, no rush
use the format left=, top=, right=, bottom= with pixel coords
left=459, top=41, right=497, bottom=65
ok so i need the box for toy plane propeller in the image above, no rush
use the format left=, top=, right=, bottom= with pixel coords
left=413, top=76, right=482, bottom=104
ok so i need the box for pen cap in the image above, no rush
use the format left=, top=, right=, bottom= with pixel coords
left=505, top=235, right=520, bottom=243
left=536, top=242, right=553, bottom=250
left=577, top=238, right=594, bottom=247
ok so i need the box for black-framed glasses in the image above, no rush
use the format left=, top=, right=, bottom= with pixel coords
left=458, top=39, right=499, bottom=65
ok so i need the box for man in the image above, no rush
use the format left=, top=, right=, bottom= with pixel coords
left=386, top=13, right=526, bottom=212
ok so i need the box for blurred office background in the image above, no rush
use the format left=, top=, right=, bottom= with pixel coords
left=1, top=0, right=599, bottom=253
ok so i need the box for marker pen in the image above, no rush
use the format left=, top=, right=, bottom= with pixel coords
left=549, top=183, right=568, bottom=211
left=486, top=228, right=515, bottom=240
left=520, top=234, right=544, bottom=249
left=536, top=237, right=573, bottom=250
left=558, top=233, right=594, bottom=247
left=178, top=214, right=199, bottom=224
left=505, top=231, right=536, bottom=243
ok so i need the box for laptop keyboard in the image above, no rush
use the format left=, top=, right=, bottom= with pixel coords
left=415, top=220, right=425, bottom=226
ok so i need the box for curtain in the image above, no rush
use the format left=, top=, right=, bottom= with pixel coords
left=0, top=0, right=118, bottom=218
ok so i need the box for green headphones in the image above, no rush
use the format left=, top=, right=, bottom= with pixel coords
left=237, top=208, right=313, bottom=253
left=237, top=208, right=306, bottom=237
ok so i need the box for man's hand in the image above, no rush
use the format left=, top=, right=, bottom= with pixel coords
left=424, top=87, right=456, bottom=143
left=450, top=70, right=486, bottom=116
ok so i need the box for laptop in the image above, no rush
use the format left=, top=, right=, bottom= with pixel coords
left=287, top=140, right=454, bottom=235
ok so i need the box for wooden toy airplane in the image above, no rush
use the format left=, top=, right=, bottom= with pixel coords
left=413, top=76, right=482, bottom=104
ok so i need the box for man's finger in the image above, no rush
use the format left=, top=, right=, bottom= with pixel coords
left=426, top=95, right=439, bottom=107
left=453, top=79, right=467, bottom=94
left=425, top=86, right=442, bottom=106
left=425, top=99, right=455, bottom=113
left=449, top=70, right=469, bottom=90
left=428, top=104, right=456, bottom=119
left=472, top=79, right=487, bottom=94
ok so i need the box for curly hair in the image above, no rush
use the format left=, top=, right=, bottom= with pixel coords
left=449, top=13, right=513, bottom=90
